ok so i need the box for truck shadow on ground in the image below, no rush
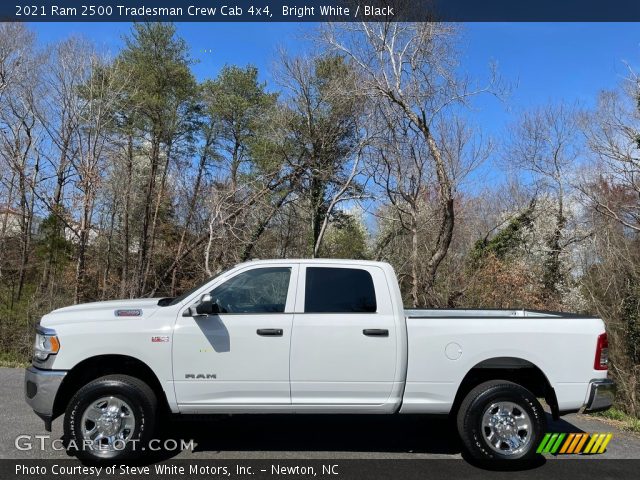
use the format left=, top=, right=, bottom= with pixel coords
left=161, top=414, right=461, bottom=456
left=144, top=412, right=585, bottom=464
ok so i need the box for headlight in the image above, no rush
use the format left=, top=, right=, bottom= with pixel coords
left=34, top=327, right=60, bottom=361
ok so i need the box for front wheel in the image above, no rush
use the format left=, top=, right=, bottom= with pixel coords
left=64, top=374, right=157, bottom=461
left=456, top=380, right=546, bottom=462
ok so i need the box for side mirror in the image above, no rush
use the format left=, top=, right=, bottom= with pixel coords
left=193, top=293, right=220, bottom=316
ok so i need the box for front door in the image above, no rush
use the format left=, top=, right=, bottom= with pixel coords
left=173, top=265, right=297, bottom=409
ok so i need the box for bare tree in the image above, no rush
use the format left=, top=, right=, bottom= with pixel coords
left=578, top=76, right=640, bottom=415
left=33, top=38, right=92, bottom=293
left=0, top=24, right=41, bottom=303
left=371, top=109, right=488, bottom=305
left=505, top=103, right=583, bottom=297
left=274, top=52, right=364, bottom=257
left=323, top=22, right=495, bottom=304
left=68, top=54, right=127, bottom=302
left=581, top=81, right=640, bottom=233
left=314, top=149, right=365, bottom=257
left=0, top=24, right=35, bottom=102
left=580, top=202, right=640, bottom=415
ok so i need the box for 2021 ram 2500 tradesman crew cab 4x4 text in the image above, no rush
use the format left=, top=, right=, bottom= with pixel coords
left=25, top=259, right=614, bottom=462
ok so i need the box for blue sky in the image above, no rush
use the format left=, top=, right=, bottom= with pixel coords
left=32, top=22, right=640, bottom=117
left=30, top=21, right=640, bottom=188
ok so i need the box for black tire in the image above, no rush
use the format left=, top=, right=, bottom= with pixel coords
left=64, top=374, right=157, bottom=461
left=456, top=380, right=545, bottom=462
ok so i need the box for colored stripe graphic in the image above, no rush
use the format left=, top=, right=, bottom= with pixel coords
left=536, top=433, right=552, bottom=453
left=574, top=433, right=589, bottom=453
left=550, top=433, right=566, bottom=454
left=537, top=432, right=612, bottom=454
left=598, top=433, right=613, bottom=453
left=559, top=433, right=575, bottom=454
left=589, top=434, right=605, bottom=453
left=544, top=433, right=559, bottom=453
left=567, top=433, right=583, bottom=454
left=584, top=433, right=599, bottom=453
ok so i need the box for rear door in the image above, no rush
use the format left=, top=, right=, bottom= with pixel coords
left=290, top=264, right=397, bottom=406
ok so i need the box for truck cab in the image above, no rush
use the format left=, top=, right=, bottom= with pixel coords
left=171, top=260, right=406, bottom=412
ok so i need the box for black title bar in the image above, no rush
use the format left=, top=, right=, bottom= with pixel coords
left=2, top=0, right=640, bottom=22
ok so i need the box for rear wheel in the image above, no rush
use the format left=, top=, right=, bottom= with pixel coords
left=64, top=374, right=157, bottom=461
left=456, top=380, right=545, bottom=461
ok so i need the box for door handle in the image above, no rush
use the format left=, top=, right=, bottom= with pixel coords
left=363, top=329, right=389, bottom=337
left=257, top=328, right=283, bottom=337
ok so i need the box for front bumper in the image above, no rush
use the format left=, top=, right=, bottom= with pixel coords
left=24, top=366, right=67, bottom=431
left=583, top=378, right=615, bottom=413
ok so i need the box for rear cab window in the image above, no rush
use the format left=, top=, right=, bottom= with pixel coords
left=304, top=267, right=377, bottom=313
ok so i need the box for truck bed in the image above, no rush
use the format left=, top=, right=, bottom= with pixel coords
left=404, top=308, right=594, bottom=319
left=400, top=307, right=604, bottom=414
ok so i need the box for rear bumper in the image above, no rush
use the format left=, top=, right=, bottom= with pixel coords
left=24, top=366, right=66, bottom=431
left=583, top=378, right=615, bottom=413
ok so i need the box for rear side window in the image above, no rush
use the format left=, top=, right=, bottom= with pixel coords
left=305, top=267, right=377, bottom=313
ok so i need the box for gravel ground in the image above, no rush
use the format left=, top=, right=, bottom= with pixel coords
left=3, top=367, right=639, bottom=461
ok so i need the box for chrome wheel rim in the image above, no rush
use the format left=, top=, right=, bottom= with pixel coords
left=80, top=396, right=136, bottom=455
left=481, top=401, right=532, bottom=456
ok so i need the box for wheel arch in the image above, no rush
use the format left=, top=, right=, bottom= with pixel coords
left=451, top=356, right=559, bottom=419
left=52, top=354, right=171, bottom=419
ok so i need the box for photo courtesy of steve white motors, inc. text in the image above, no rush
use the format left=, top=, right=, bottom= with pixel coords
left=14, top=463, right=340, bottom=476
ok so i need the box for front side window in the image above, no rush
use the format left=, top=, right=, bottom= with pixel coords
left=305, top=267, right=377, bottom=313
left=209, top=267, right=291, bottom=314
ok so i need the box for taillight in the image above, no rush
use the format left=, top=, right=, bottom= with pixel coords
left=594, top=333, right=609, bottom=370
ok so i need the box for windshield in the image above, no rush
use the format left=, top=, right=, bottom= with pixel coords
left=162, top=266, right=236, bottom=307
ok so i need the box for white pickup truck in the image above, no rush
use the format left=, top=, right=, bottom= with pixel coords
left=25, top=259, right=614, bottom=462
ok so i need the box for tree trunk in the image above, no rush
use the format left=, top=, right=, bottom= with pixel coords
left=543, top=186, right=566, bottom=298
left=309, top=176, right=325, bottom=258
left=40, top=137, right=69, bottom=293
left=136, top=135, right=160, bottom=296
left=410, top=215, right=419, bottom=308
left=16, top=171, right=30, bottom=303
left=170, top=134, right=212, bottom=295
left=241, top=193, right=289, bottom=262
left=15, top=120, right=36, bottom=303
left=120, top=134, right=133, bottom=298
left=74, top=187, right=94, bottom=304
left=142, top=140, right=173, bottom=294
left=385, top=93, right=456, bottom=302
left=0, top=172, right=16, bottom=280
left=101, top=206, right=117, bottom=300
